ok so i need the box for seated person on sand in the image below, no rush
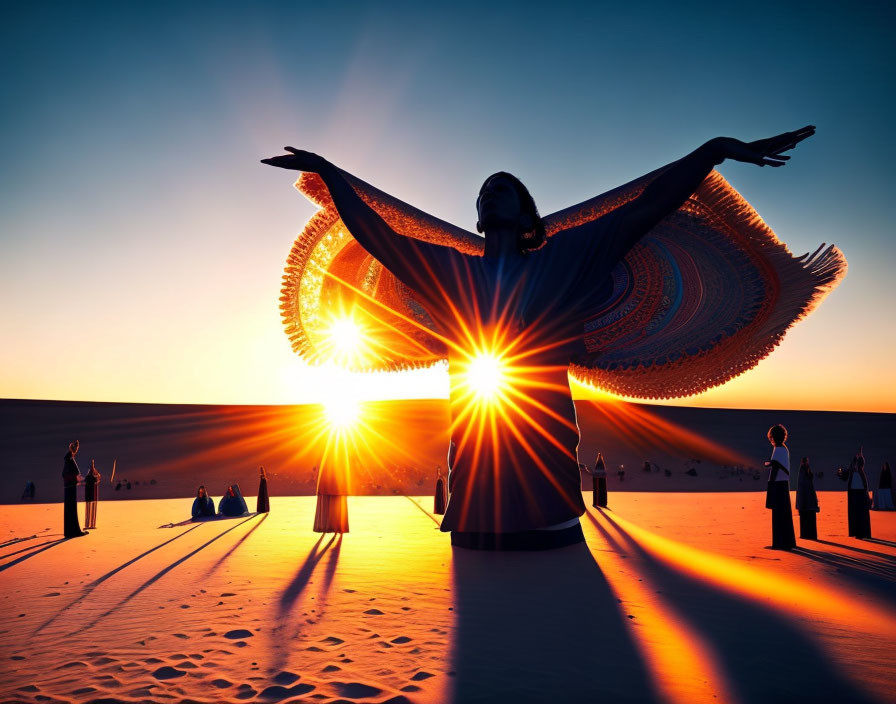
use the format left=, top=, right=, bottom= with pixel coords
left=192, top=485, right=216, bottom=519
left=218, top=483, right=249, bottom=517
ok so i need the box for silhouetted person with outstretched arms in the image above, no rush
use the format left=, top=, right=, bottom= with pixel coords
left=764, top=424, right=795, bottom=550
left=264, top=126, right=815, bottom=550
left=62, top=440, right=88, bottom=538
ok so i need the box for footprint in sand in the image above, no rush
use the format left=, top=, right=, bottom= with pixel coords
left=364, top=608, right=384, bottom=615
left=41, top=592, right=61, bottom=597
left=390, top=636, right=412, bottom=644
left=211, top=679, right=232, bottom=688
left=321, top=636, right=344, bottom=647
left=173, top=633, right=189, bottom=639
left=410, top=671, right=435, bottom=681
left=322, top=665, right=341, bottom=673
left=272, top=672, right=301, bottom=685
left=333, top=682, right=383, bottom=698
left=400, top=685, right=422, bottom=692
left=152, top=666, right=186, bottom=680
left=258, top=683, right=315, bottom=699
left=224, top=629, right=254, bottom=639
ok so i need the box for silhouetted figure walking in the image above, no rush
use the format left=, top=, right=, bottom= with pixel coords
left=62, top=441, right=88, bottom=538
left=257, top=466, right=270, bottom=513
left=795, top=456, right=819, bottom=540
left=434, top=465, right=447, bottom=515
left=592, top=453, right=608, bottom=508
left=840, top=449, right=872, bottom=538
left=314, top=460, right=349, bottom=534
left=265, top=126, right=823, bottom=549
left=192, top=485, right=215, bottom=519
left=764, top=424, right=795, bottom=550
left=872, top=461, right=894, bottom=511
left=84, top=459, right=101, bottom=529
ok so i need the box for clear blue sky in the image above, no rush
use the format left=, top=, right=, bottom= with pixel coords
left=1, top=1, right=894, bottom=410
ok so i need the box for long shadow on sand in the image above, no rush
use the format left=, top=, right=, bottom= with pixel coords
left=73, top=514, right=258, bottom=635
left=814, top=538, right=896, bottom=562
left=278, top=534, right=339, bottom=614
left=590, top=510, right=876, bottom=704
left=793, top=546, right=896, bottom=605
left=0, top=538, right=67, bottom=572
left=202, top=513, right=269, bottom=578
left=34, top=523, right=206, bottom=634
left=450, top=541, right=659, bottom=704
left=863, top=537, right=896, bottom=549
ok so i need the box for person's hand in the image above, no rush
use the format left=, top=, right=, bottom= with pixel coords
left=712, top=125, right=815, bottom=167
left=261, top=147, right=330, bottom=173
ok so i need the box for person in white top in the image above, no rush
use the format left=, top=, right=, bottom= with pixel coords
left=764, top=424, right=796, bottom=549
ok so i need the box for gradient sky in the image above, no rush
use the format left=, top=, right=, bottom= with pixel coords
left=1, top=1, right=894, bottom=412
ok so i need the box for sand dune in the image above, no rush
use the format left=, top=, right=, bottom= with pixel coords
left=3, top=399, right=894, bottom=504
left=1, top=494, right=894, bottom=703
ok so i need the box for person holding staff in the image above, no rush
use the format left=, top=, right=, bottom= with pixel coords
left=764, top=424, right=795, bottom=550
left=84, top=459, right=101, bottom=529
left=794, top=456, right=819, bottom=540
left=62, top=441, right=88, bottom=539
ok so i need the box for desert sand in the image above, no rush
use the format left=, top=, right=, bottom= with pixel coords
left=1, top=493, right=894, bottom=703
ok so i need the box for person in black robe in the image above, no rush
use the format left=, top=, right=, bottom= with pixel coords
left=256, top=467, right=270, bottom=513
left=840, top=449, right=872, bottom=538
left=62, top=440, right=88, bottom=538
left=84, top=459, right=101, bottom=529
left=795, top=456, right=819, bottom=540
left=434, top=465, right=447, bottom=515
left=192, top=485, right=216, bottom=519
left=592, top=453, right=608, bottom=508
left=218, top=483, right=249, bottom=516
left=764, top=424, right=796, bottom=550
left=872, top=461, right=894, bottom=511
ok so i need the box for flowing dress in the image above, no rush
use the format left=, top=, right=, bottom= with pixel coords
left=84, top=470, right=99, bottom=529
left=434, top=476, right=447, bottom=515
left=314, top=461, right=349, bottom=533
left=766, top=446, right=795, bottom=549
left=846, top=464, right=872, bottom=538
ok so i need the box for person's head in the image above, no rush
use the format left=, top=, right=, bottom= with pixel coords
left=476, top=172, right=545, bottom=253
left=227, top=485, right=235, bottom=497
left=198, top=485, right=207, bottom=499
left=767, top=424, right=787, bottom=446
left=800, top=456, right=811, bottom=474
left=259, top=466, right=266, bottom=478
left=90, top=458, right=96, bottom=468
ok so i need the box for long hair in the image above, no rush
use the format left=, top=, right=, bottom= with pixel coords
left=479, top=172, right=546, bottom=253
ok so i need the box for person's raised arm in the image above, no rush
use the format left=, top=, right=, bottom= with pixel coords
left=262, top=148, right=468, bottom=294
left=554, top=126, right=816, bottom=272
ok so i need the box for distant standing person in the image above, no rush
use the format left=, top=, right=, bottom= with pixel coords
left=872, top=461, right=894, bottom=511
left=434, top=465, right=447, bottom=515
left=795, top=456, right=819, bottom=540
left=84, top=459, right=101, bottom=529
left=313, top=458, right=349, bottom=534
left=257, top=466, right=270, bottom=513
left=62, top=441, right=88, bottom=538
left=764, top=424, right=795, bottom=550
left=592, top=453, right=608, bottom=508
left=840, top=449, right=872, bottom=538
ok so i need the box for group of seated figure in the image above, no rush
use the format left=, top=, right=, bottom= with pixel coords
left=191, top=483, right=250, bottom=519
